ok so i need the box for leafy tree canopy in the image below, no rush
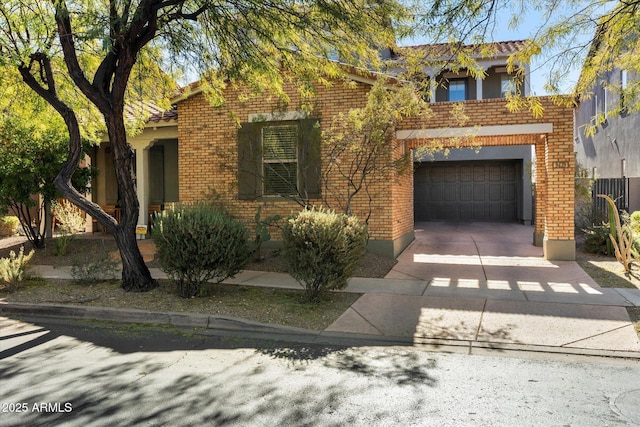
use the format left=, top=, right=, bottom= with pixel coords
left=0, top=0, right=409, bottom=291
left=0, top=108, right=92, bottom=248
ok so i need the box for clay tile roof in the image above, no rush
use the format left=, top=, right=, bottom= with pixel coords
left=397, top=39, right=529, bottom=60
left=148, top=108, right=177, bottom=123
left=124, top=100, right=178, bottom=124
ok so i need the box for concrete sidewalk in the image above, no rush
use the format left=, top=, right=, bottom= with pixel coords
left=5, top=221, right=640, bottom=359
left=17, top=266, right=640, bottom=359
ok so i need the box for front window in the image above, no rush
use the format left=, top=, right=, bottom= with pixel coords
left=262, top=124, right=298, bottom=195
left=448, top=79, right=467, bottom=101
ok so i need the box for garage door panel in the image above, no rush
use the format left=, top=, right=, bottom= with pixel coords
left=444, top=168, right=457, bottom=182
left=473, top=166, right=485, bottom=181
left=430, top=183, right=444, bottom=200
left=503, top=183, right=516, bottom=201
left=489, top=165, right=502, bottom=181
left=473, top=203, right=487, bottom=220
left=473, top=183, right=485, bottom=201
left=460, top=165, right=473, bottom=182
left=431, top=166, right=445, bottom=182
left=444, top=183, right=457, bottom=201
left=489, top=183, right=502, bottom=201
left=502, top=164, right=516, bottom=180
left=460, top=183, right=472, bottom=201
left=415, top=160, right=519, bottom=222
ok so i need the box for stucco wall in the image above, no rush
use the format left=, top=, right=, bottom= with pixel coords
left=574, top=69, right=640, bottom=179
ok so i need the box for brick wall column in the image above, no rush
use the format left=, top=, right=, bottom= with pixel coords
left=533, top=137, right=546, bottom=247
left=542, top=132, right=575, bottom=260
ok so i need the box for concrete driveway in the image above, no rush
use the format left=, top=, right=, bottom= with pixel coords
left=385, top=221, right=617, bottom=304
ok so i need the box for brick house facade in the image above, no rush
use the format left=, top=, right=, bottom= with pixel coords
left=170, top=78, right=575, bottom=260
left=91, top=64, right=576, bottom=260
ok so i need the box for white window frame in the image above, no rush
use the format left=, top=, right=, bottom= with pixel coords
left=448, top=79, right=467, bottom=101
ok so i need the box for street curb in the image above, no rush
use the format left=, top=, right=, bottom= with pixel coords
left=413, top=336, right=640, bottom=361
left=0, top=302, right=408, bottom=348
left=2, top=301, right=640, bottom=360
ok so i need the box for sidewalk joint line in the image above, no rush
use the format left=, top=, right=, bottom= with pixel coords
left=474, top=299, right=488, bottom=341
left=469, top=234, right=488, bottom=281
left=351, top=306, right=385, bottom=336
left=561, top=323, right=634, bottom=347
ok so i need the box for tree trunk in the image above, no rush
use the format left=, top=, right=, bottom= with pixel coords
left=113, top=227, right=158, bottom=292
left=18, top=13, right=159, bottom=292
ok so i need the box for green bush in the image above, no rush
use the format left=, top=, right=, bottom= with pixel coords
left=630, top=211, right=640, bottom=259
left=631, top=211, right=640, bottom=235
left=152, top=203, right=251, bottom=298
left=0, top=246, right=35, bottom=292
left=582, top=223, right=612, bottom=255
left=282, top=207, right=367, bottom=302
left=0, top=216, right=19, bottom=237
left=52, top=200, right=86, bottom=256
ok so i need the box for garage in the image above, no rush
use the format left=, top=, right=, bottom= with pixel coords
left=414, top=160, right=521, bottom=222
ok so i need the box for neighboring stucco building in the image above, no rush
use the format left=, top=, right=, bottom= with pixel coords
left=574, top=67, right=640, bottom=213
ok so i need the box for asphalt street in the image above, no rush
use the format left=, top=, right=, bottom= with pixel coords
left=2, top=316, right=640, bottom=426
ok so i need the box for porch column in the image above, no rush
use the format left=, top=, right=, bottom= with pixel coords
left=476, top=75, right=483, bottom=100
left=429, top=75, right=437, bottom=103
left=132, top=140, right=154, bottom=239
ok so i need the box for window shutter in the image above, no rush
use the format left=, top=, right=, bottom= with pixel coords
left=298, top=118, right=321, bottom=200
left=237, top=122, right=261, bottom=200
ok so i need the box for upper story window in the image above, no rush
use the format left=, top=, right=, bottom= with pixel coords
left=621, top=69, right=629, bottom=111
left=448, top=79, right=467, bottom=101
left=501, top=75, right=516, bottom=98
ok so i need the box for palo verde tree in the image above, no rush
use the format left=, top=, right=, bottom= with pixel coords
left=0, top=0, right=406, bottom=292
left=321, top=79, right=430, bottom=225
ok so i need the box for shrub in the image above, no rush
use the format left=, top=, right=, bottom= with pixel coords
left=54, top=235, right=73, bottom=256
left=52, top=200, right=85, bottom=256
left=582, top=223, right=611, bottom=255
left=631, top=211, right=640, bottom=235
left=0, top=246, right=35, bottom=292
left=0, top=216, right=20, bottom=237
left=152, top=203, right=251, bottom=298
left=70, top=250, right=120, bottom=283
left=574, top=169, right=595, bottom=230
left=282, top=207, right=367, bottom=302
left=628, top=211, right=640, bottom=259
left=52, top=200, right=85, bottom=234
left=252, top=206, right=281, bottom=261
left=599, top=195, right=636, bottom=271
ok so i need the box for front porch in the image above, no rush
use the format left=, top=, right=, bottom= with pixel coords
left=89, top=113, right=178, bottom=236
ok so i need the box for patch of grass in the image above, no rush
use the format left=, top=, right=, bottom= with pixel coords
left=577, top=260, right=640, bottom=289
left=0, top=279, right=361, bottom=330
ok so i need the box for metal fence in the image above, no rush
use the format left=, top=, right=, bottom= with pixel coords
left=591, top=177, right=629, bottom=223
